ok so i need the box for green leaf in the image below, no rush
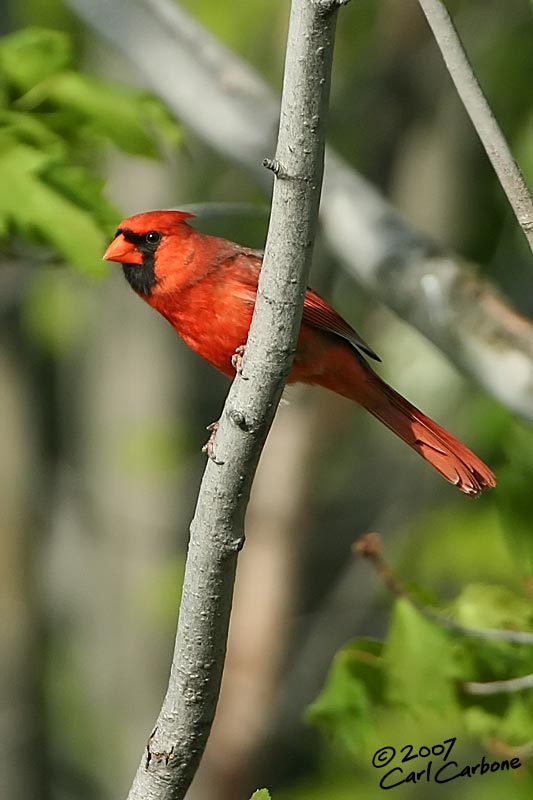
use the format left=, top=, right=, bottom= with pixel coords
left=0, top=26, right=183, bottom=271
left=307, top=639, right=385, bottom=752
left=250, top=790, right=272, bottom=800
left=458, top=635, right=533, bottom=688
left=450, top=583, right=533, bottom=633
left=383, top=598, right=459, bottom=715
left=499, top=693, right=533, bottom=745
left=0, top=109, right=64, bottom=151
left=451, top=583, right=533, bottom=701
left=0, top=136, right=109, bottom=275
left=44, top=164, right=118, bottom=231
left=0, top=28, right=71, bottom=92
left=463, top=692, right=533, bottom=747
left=21, top=72, right=181, bottom=156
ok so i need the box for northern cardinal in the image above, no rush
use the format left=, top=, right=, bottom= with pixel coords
left=104, top=210, right=495, bottom=496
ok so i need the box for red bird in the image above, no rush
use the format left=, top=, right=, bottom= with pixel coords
left=104, top=210, right=495, bottom=496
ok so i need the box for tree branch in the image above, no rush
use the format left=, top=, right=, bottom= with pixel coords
left=355, top=533, right=533, bottom=645
left=66, top=0, right=533, bottom=421
left=320, top=160, right=533, bottom=421
left=463, top=674, right=533, bottom=696
left=125, top=2, right=341, bottom=798
left=416, top=0, right=533, bottom=254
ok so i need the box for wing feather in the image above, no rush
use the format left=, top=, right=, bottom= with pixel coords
left=226, top=249, right=381, bottom=362
left=303, top=290, right=381, bottom=361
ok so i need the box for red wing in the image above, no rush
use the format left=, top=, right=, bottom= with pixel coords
left=225, top=249, right=381, bottom=362
left=303, top=290, right=381, bottom=362
left=220, top=249, right=262, bottom=304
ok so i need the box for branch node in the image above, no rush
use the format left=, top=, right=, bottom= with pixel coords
left=262, top=157, right=285, bottom=176
left=353, top=532, right=383, bottom=559
left=144, top=728, right=175, bottom=770
left=315, top=0, right=351, bottom=14
left=229, top=408, right=248, bottom=431
left=231, top=344, right=248, bottom=377
left=228, top=534, right=246, bottom=553
left=202, top=421, right=225, bottom=465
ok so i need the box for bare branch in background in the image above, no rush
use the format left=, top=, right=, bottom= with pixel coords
left=125, top=1, right=343, bottom=798
left=66, top=0, right=533, bottom=421
left=355, top=533, right=533, bottom=645
left=463, top=674, right=533, bottom=696
left=416, top=0, right=533, bottom=254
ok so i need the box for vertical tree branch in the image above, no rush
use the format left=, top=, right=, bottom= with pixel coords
left=416, top=0, right=533, bottom=254
left=126, top=2, right=343, bottom=798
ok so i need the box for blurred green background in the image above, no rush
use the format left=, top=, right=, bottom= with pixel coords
left=0, top=1, right=532, bottom=799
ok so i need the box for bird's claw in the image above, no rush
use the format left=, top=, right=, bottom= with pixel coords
left=231, top=345, right=248, bottom=378
left=202, top=421, right=224, bottom=465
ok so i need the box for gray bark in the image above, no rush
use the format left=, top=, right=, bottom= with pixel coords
left=416, top=0, right=533, bottom=254
left=125, top=2, right=343, bottom=798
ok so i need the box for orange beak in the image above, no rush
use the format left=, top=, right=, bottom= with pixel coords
left=103, top=233, right=142, bottom=264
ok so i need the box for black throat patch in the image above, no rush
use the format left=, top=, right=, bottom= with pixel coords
left=118, top=229, right=160, bottom=296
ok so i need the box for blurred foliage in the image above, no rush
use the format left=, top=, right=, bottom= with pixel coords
left=0, top=27, right=180, bottom=276
left=1, top=2, right=532, bottom=800
left=306, top=411, right=533, bottom=791
left=114, top=420, right=196, bottom=476
left=305, top=404, right=533, bottom=796
left=307, top=590, right=533, bottom=796
left=249, top=791, right=272, bottom=800
left=22, top=268, right=93, bottom=352
left=310, top=591, right=533, bottom=750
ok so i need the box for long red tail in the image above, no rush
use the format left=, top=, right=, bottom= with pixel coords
left=311, top=343, right=496, bottom=496
left=361, top=377, right=496, bottom=496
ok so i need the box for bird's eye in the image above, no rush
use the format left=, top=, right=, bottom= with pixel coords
left=145, top=231, right=161, bottom=247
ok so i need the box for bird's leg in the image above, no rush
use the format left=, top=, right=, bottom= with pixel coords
left=202, top=421, right=224, bottom=465
left=203, top=343, right=247, bottom=463
left=203, top=345, right=246, bottom=463
left=231, top=344, right=248, bottom=378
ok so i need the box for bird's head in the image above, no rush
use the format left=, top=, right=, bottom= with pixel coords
left=103, top=210, right=195, bottom=296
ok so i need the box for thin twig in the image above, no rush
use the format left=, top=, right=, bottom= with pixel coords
left=354, top=533, right=533, bottom=645
left=66, top=0, right=533, bottom=421
left=464, top=674, right=533, bottom=696
left=416, top=0, right=533, bottom=254
left=124, top=2, right=343, bottom=799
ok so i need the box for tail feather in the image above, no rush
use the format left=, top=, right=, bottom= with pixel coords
left=363, top=380, right=496, bottom=497
left=303, top=340, right=495, bottom=496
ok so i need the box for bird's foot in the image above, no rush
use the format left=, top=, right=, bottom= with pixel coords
left=202, top=421, right=224, bottom=465
left=231, top=344, right=248, bottom=378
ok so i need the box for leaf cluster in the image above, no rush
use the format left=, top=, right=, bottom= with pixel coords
left=0, top=27, right=180, bottom=275
left=309, top=585, right=533, bottom=759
